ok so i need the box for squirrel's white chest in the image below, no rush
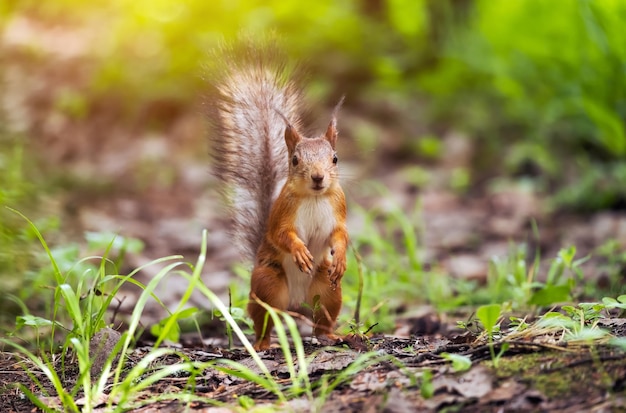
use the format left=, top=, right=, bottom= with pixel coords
left=283, top=197, right=336, bottom=308
left=295, top=197, right=336, bottom=255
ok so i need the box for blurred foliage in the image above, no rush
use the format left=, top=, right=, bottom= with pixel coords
left=2, top=0, right=625, bottom=325
left=3, top=0, right=625, bottom=210
left=3, top=0, right=626, bottom=339
left=420, top=0, right=626, bottom=210
left=0, top=134, right=57, bottom=327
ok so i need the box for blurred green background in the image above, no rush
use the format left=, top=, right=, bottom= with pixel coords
left=1, top=0, right=626, bottom=327
left=4, top=0, right=625, bottom=207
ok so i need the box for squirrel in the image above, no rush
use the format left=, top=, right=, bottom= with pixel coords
left=208, top=45, right=349, bottom=350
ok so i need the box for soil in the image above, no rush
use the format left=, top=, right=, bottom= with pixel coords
left=2, top=12, right=626, bottom=413
left=2, top=322, right=626, bottom=412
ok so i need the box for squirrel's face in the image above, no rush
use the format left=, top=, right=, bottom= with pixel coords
left=283, top=105, right=341, bottom=197
left=289, top=137, right=339, bottom=196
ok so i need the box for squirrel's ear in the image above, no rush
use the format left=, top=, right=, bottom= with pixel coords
left=324, top=118, right=338, bottom=149
left=324, top=96, right=345, bottom=149
left=285, top=124, right=302, bottom=153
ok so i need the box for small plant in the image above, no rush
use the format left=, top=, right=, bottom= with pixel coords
left=476, top=303, right=508, bottom=367
left=536, top=310, right=609, bottom=343
left=603, top=294, right=626, bottom=317
left=527, top=246, right=588, bottom=307
left=562, top=303, right=605, bottom=326
left=483, top=242, right=590, bottom=311
left=2, top=209, right=425, bottom=411
left=344, top=186, right=470, bottom=331
left=484, top=242, right=534, bottom=307
left=150, top=307, right=200, bottom=344
left=440, top=353, right=472, bottom=372
left=2, top=215, right=218, bottom=411
left=508, top=316, right=529, bottom=332
left=420, top=369, right=434, bottom=399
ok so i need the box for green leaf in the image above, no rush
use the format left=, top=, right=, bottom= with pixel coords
left=566, top=327, right=609, bottom=342
left=441, top=353, right=472, bottom=372
left=561, top=305, right=576, bottom=316
left=537, top=312, right=576, bottom=330
left=476, top=304, right=501, bottom=335
left=176, top=307, right=199, bottom=319
left=59, top=284, right=84, bottom=336
left=583, top=99, right=626, bottom=156
left=603, top=296, right=626, bottom=310
left=528, top=285, right=571, bottom=306
left=215, top=307, right=246, bottom=321
left=16, top=315, right=55, bottom=329
left=558, top=246, right=577, bottom=267
left=85, top=231, right=144, bottom=254
left=509, top=316, right=528, bottom=331
left=420, top=369, right=434, bottom=399
left=229, top=307, right=245, bottom=319
left=237, top=395, right=255, bottom=409
left=150, top=320, right=180, bottom=343
left=545, top=259, right=565, bottom=285
left=150, top=307, right=199, bottom=342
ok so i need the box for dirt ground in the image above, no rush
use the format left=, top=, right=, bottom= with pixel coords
left=2, top=318, right=626, bottom=412
left=2, top=14, right=626, bottom=413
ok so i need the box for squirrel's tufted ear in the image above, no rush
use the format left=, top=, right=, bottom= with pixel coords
left=324, top=118, right=338, bottom=149
left=285, top=124, right=302, bottom=153
left=275, top=108, right=301, bottom=153
left=324, top=96, right=345, bottom=149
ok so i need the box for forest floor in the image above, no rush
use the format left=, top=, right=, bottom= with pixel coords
left=2, top=319, right=626, bottom=412
left=2, top=13, right=626, bottom=413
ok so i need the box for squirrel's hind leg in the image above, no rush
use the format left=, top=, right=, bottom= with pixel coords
left=308, top=267, right=343, bottom=342
left=248, top=266, right=289, bottom=350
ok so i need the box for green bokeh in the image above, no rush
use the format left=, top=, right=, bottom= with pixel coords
left=3, top=0, right=626, bottom=208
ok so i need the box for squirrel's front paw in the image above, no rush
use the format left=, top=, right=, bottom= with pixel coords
left=329, top=255, right=346, bottom=288
left=292, top=241, right=314, bottom=274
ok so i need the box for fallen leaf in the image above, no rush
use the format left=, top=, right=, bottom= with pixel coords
left=349, top=371, right=386, bottom=392
left=305, top=351, right=356, bottom=374
left=480, top=379, right=526, bottom=403
left=432, top=365, right=493, bottom=398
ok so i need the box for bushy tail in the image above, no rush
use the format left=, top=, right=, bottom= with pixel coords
left=208, top=42, right=303, bottom=260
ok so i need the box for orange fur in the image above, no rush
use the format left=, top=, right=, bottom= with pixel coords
left=209, top=49, right=347, bottom=350
left=248, top=125, right=348, bottom=350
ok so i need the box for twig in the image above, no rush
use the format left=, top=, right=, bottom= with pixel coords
left=351, top=244, right=364, bottom=326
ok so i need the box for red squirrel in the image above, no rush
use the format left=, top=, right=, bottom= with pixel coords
left=209, top=45, right=348, bottom=350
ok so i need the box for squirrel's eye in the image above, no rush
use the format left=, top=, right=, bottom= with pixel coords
left=292, top=155, right=299, bottom=166
left=332, top=154, right=338, bottom=165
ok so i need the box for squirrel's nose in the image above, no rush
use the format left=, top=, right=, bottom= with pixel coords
left=311, top=173, right=324, bottom=184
